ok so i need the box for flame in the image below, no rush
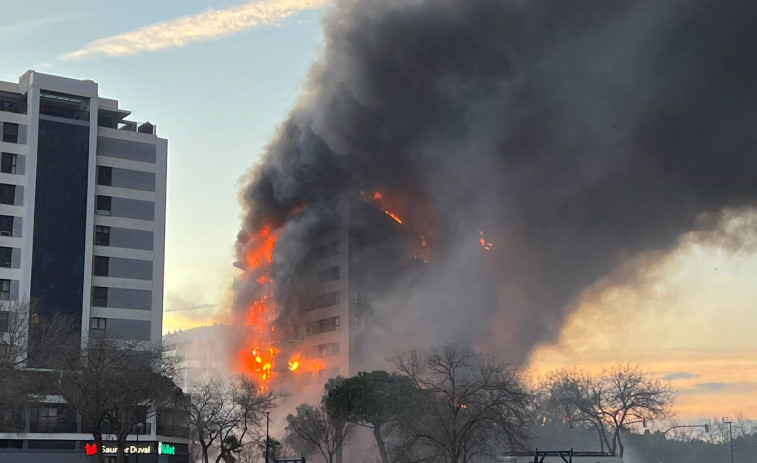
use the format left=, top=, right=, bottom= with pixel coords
left=362, top=190, right=404, bottom=224
left=479, top=230, right=493, bottom=250
left=236, top=226, right=281, bottom=389
left=288, top=353, right=301, bottom=371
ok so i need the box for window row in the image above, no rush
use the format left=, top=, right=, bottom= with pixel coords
left=306, top=316, right=340, bottom=335
left=305, top=342, right=340, bottom=359
left=97, top=165, right=156, bottom=192
left=91, top=286, right=152, bottom=310
left=93, top=255, right=153, bottom=280
left=89, top=316, right=151, bottom=341
left=96, top=195, right=154, bottom=221
left=300, top=291, right=340, bottom=311
left=318, top=266, right=340, bottom=283
left=316, top=241, right=340, bottom=259
left=94, top=225, right=154, bottom=250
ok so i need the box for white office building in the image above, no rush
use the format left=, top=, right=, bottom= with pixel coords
left=0, top=71, right=186, bottom=462
left=0, top=70, right=167, bottom=346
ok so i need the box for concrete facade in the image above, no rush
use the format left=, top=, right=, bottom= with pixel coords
left=0, top=71, right=179, bottom=463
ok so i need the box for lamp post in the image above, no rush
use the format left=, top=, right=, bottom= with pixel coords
left=265, top=411, right=270, bottom=463
left=663, top=423, right=709, bottom=437
left=134, top=422, right=144, bottom=463
left=723, top=419, right=733, bottom=463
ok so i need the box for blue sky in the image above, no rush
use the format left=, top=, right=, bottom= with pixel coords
left=1, top=0, right=329, bottom=326
left=3, top=0, right=756, bottom=420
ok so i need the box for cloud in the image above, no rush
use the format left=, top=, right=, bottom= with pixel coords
left=695, top=382, right=729, bottom=390
left=60, top=0, right=331, bottom=60
left=665, top=371, right=699, bottom=380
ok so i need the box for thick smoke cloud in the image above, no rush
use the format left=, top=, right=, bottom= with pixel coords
left=237, top=0, right=757, bottom=363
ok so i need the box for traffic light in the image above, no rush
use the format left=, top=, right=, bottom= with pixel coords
left=566, top=416, right=573, bottom=428
left=641, top=417, right=647, bottom=428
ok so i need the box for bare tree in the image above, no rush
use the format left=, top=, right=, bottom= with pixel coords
left=184, top=376, right=275, bottom=463
left=734, top=411, right=752, bottom=438
left=285, top=402, right=353, bottom=463
left=394, top=345, right=531, bottom=463
left=0, top=304, right=73, bottom=432
left=55, top=336, right=181, bottom=463
left=545, top=365, right=674, bottom=457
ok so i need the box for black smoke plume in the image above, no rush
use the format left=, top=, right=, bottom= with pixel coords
left=236, top=0, right=757, bottom=363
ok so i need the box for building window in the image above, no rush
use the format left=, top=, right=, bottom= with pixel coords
left=93, top=256, right=109, bottom=276
left=0, top=310, right=8, bottom=332
left=318, top=266, right=340, bottom=283
left=97, top=166, right=112, bottom=186
left=37, top=407, right=58, bottom=431
left=0, top=215, right=13, bottom=236
left=306, top=316, right=340, bottom=335
left=0, top=280, right=10, bottom=300
left=91, top=317, right=106, bottom=330
left=317, top=241, right=340, bottom=259
left=92, top=287, right=107, bottom=307
left=0, top=247, right=11, bottom=268
left=306, top=342, right=340, bottom=359
left=95, top=226, right=110, bottom=246
left=0, top=184, right=15, bottom=205
left=0, top=153, right=17, bottom=174
left=96, top=196, right=111, bottom=216
left=301, top=291, right=340, bottom=311
left=318, top=368, right=340, bottom=382
left=2, top=123, right=18, bottom=143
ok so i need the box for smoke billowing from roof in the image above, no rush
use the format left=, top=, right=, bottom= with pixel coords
left=236, top=0, right=757, bottom=363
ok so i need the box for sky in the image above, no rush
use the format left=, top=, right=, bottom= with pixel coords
left=1, top=0, right=755, bottom=421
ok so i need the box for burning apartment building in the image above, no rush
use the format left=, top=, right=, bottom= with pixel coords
left=227, top=0, right=757, bottom=395
left=231, top=193, right=430, bottom=393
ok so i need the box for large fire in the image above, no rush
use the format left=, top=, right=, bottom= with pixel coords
left=235, top=226, right=281, bottom=388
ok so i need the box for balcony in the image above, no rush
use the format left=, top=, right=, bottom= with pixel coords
left=0, top=92, right=26, bottom=115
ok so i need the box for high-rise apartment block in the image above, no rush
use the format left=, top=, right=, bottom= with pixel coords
left=275, top=202, right=418, bottom=394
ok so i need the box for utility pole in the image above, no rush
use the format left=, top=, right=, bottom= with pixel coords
left=723, top=419, right=733, bottom=463
left=265, top=411, right=270, bottom=463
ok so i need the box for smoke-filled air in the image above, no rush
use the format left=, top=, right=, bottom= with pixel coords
left=231, top=0, right=757, bottom=386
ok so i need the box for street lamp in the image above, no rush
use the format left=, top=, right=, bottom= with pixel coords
left=265, top=411, right=270, bottom=463
left=134, top=422, right=144, bottom=463
left=663, top=423, right=709, bottom=437
left=723, top=418, right=734, bottom=463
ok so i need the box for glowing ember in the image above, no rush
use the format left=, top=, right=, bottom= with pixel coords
left=479, top=230, right=493, bottom=250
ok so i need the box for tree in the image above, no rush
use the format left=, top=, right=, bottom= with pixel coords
left=325, top=370, right=417, bottom=463
left=285, top=402, right=353, bottom=463
left=394, top=345, right=531, bottom=463
left=0, top=303, right=73, bottom=432
left=55, top=336, right=181, bottom=463
left=544, top=365, right=674, bottom=457
left=184, top=376, right=275, bottom=463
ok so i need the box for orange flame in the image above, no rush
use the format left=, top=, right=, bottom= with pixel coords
left=362, top=190, right=404, bottom=224
left=236, top=226, right=281, bottom=388
left=288, top=353, right=301, bottom=372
